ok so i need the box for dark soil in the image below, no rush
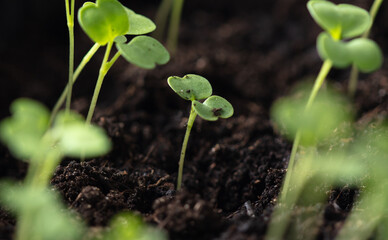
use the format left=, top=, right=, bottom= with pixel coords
left=1, top=0, right=388, bottom=239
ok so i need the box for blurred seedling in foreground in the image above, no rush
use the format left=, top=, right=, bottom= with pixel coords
left=92, top=212, right=167, bottom=240
left=266, top=86, right=354, bottom=239
left=52, top=0, right=170, bottom=124
left=0, top=183, right=85, bottom=240
left=167, top=74, right=233, bottom=190
left=0, top=98, right=111, bottom=187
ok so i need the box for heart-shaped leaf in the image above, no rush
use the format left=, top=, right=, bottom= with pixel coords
left=167, top=74, right=212, bottom=101
left=347, top=38, right=383, bottom=73
left=308, top=0, right=371, bottom=39
left=116, top=36, right=170, bottom=69
left=192, top=96, right=234, bottom=121
left=317, top=33, right=382, bottom=72
left=125, top=8, right=156, bottom=35
left=78, top=0, right=129, bottom=45
left=317, top=33, right=351, bottom=68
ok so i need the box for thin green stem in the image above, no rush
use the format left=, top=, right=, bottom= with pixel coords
left=348, top=0, right=383, bottom=97
left=167, top=0, right=184, bottom=54
left=177, top=105, right=197, bottom=190
left=50, top=43, right=100, bottom=125
left=280, top=60, right=332, bottom=200
left=86, top=41, right=115, bottom=124
left=65, top=0, right=75, bottom=114
left=153, top=0, right=174, bottom=41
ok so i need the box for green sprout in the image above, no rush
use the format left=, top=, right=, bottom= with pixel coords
left=153, top=0, right=184, bottom=54
left=64, top=0, right=76, bottom=115
left=167, top=74, right=233, bottom=190
left=51, top=0, right=170, bottom=124
left=0, top=183, right=85, bottom=240
left=96, top=212, right=167, bottom=240
left=281, top=0, right=382, bottom=212
left=266, top=87, right=354, bottom=239
left=0, top=98, right=111, bottom=187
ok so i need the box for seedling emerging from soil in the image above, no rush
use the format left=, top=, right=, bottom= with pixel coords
left=55, top=0, right=170, bottom=124
left=99, top=212, right=167, bottom=240
left=0, top=98, right=111, bottom=187
left=168, top=74, right=233, bottom=190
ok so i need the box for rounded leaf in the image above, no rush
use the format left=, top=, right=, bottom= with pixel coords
left=193, top=96, right=234, bottom=121
left=308, top=0, right=371, bottom=39
left=125, top=8, right=156, bottom=35
left=52, top=123, right=111, bottom=158
left=317, top=32, right=351, bottom=68
left=167, top=74, right=212, bottom=101
left=347, top=38, right=383, bottom=73
left=78, top=0, right=129, bottom=45
left=116, top=36, right=170, bottom=69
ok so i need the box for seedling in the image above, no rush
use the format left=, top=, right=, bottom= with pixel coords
left=281, top=0, right=382, bottom=208
left=97, top=212, right=167, bottom=240
left=0, top=183, right=85, bottom=240
left=267, top=87, right=354, bottom=239
left=0, top=98, right=111, bottom=187
left=51, top=0, right=170, bottom=124
left=167, top=74, right=233, bottom=190
left=64, top=0, right=76, bottom=115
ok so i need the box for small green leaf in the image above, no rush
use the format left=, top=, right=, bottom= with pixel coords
left=78, top=0, right=129, bottom=45
left=167, top=74, right=212, bottom=101
left=0, top=99, right=50, bottom=160
left=104, top=212, right=167, bottom=240
left=193, top=96, right=234, bottom=121
left=347, top=38, right=383, bottom=73
left=53, top=111, right=85, bottom=127
left=114, top=35, right=127, bottom=44
left=125, top=8, right=156, bottom=35
left=317, top=33, right=351, bottom=68
left=308, top=0, right=371, bottom=39
left=52, top=123, right=111, bottom=158
left=271, top=88, right=352, bottom=146
left=116, top=36, right=170, bottom=69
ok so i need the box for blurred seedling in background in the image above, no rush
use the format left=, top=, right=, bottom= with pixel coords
left=0, top=183, right=85, bottom=240
left=266, top=85, right=355, bottom=239
left=167, top=74, right=233, bottom=190
left=153, top=0, right=184, bottom=54
left=52, top=0, right=170, bottom=124
left=93, top=212, right=167, bottom=240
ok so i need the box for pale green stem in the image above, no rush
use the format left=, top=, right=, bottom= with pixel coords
left=65, top=0, right=75, bottom=114
left=153, top=0, right=174, bottom=41
left=50, top=43, right=100, bottom=125
left=86, top=42, right=121, bottom=124
left=177, top=105, right=197, bottom=190
left=167, top=0, right=184, bottom=54
left=279, top=60, right=332, bottom=200
left=348, top=0, right=383, bottom=97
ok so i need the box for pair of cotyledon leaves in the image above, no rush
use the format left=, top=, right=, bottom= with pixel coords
left=78, top=0, right=169, bottom=69
left=307, top=0, right=382, bottom=72
left=0, top=99, right=111, bottom=161
left=168, top=74, right=234, bottom=121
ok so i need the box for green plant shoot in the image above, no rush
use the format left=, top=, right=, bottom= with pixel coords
left=0, top=98, right=111, bottom=187
left=168, top=74, right=233, bottom=190
left=64, top=0, right=76, bottom=115
left=78, top=0, right=170, bottom=123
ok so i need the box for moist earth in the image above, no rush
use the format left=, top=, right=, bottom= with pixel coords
left=1, top=0, right=387, bottom=239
